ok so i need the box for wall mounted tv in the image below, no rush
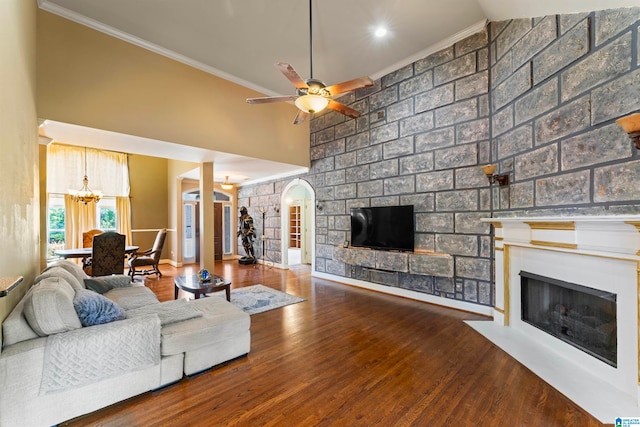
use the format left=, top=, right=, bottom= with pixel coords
left=350, top=205, right=414, bottom=252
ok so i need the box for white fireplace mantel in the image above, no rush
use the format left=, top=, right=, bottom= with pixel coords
left=467, top=215, right=640, bottom=424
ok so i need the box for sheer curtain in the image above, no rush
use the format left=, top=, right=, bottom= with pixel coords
left=47, top=144, right=131, bottom=248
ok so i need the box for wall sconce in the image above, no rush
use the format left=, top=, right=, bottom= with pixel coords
left=481, top=164, right=509, bottom=186
left=615, top=112, right=640, bottom=149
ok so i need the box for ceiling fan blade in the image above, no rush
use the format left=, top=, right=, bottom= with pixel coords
left=246, top=95, right=297, bottom=104
left=325, top=76, right=374, bottom=96
left=326, top=99, right=363, bottom=119
left=275, top=63, right=308, bottom=89
left=293, top=110, right=309, bottom=125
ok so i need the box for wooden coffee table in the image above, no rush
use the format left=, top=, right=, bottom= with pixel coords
left=174, top=274, right=231, bottom=301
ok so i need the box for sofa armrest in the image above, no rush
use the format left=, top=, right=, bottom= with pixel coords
left=95, top=275, right=133, bottom=288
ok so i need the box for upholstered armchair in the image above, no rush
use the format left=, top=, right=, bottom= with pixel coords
left=91, top=231, right=126, bottom=276
left=82, top=229, right=103, bottom=248
left=128, top=229, right=167, bottom=278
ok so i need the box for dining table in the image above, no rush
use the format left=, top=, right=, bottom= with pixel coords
left=55, top=245, right=139, bottom=269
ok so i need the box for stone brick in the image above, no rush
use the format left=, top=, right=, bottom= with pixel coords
left=316, top=186, right=334, bottom=203
left=346, top=132, right=370, bottom=152
left=356, top=146, right=382, bottom=164
left=369, top=86, right=398, bottom=111
left=456, top=257, right=490, bottom=281
left=561, top=124, right=632, bottom=171
left=510, top=181, right=534, bottom=208
left=370, top=270, right=399, bottom=286
left=409, top=253, right=454, bottom=277
left=326, top=260, right=347, bottom=276
left=490, top=20, right=510, bottom=42
left=492, top=105, right=513, bottom=137
left=325, top=170, right=346, bottom=186
left=536, top=170, right=590, bottom=206
left=386, top=98, right=414, bottom=122
left=383, top=175, right=415, bottom=195
left=399, top=274, right=435, bottom=293
left=310, top=145, right=325, bottom=161
left=370, top=122, right=399, bottom=144
left=434, top=53, right=477, bottom=86
left=311, top=157, right=335, bottom=173
left=560, top=13, right=589, bottom=34
left=383, top=137, right=414, bottom=159
left=435, top=277, right=455, bottom=294
left=478, top=47, right=489, bottom=72
left=400, top=152, right=433, bottom=174
left=436, top=98, right=479, bottom=127
left=416, top=170, right=454, bottom=192
left=334, top=183, right=357, bottom=200
left=496, top=19, right=533, bottom=59
left=512, top=16, right=557, bottom=68
left=561, top=32, right=631, bottom=102
left=497, top=125, right=533, bottom=159
left=376, top=251, right=409, bottom=272
left=399, top=70, right=434, bottom=99
left=415, top=127, right=455, bottom=152
left=534, top=95, right=591, bottom=145
left=400, top=193, right=435, bottom=212
left=435, top=144, right=478, bottom=170
left=436, top=234, right=478, bottom=256
left=515, top=144, right=558, bottom=180
left=454, top=212, right=491, bottom=234
left=455, top=28, right=488, bottom=56
left=415, top=84, right=454, bottom=113
left=416, top=213, right=454, bottom=233
left=335, top=120, right=356, bottom=139
left=533, top=19, right=589, bottom=85
left=478, top=95, right=490, bottom=117
left=455, top=71, right=488, bottom=101
left=325, top=139, right=345, bottom=156
left=345, top=164, right=369, bottom=183
left=414, top=234, right=435, bottom=251
left=335, top=151, right=356, bottom=170
left=370, top=196, right=400, bottom=207
left=464, top=280, right=478, bottom=302
left=455, top=166, right=488, bottom=189
left=478, top=281, right=492, bottom=305
left=400, top=111, right=434, bottom=137
left=591, top=68, right=640, bottom=125
left=382, top=63, right=414, bottom=87
left=595, top=7, right=640, bottom=46
left=415, top=47, right=455, bottom=74
left=324, top=200, right=347, bottom=215
left=492, top=65, right=531, bottom=111
left=456, top=118, right=490, bottom=144
left=357, top=180, right=384, bottom=197
left=594, top=160, right=640, bottom=202
left=514, top=78, right=559, bottom=125
left=492, top=50, right=512, bottom=87
left=317, top=127, right=335, bottom=144
left=334, top=215, right=350, bottom=231
left=436, top=190, right=479, bottom=211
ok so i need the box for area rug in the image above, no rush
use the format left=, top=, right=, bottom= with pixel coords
left=219, top=284, right=305, bottom=315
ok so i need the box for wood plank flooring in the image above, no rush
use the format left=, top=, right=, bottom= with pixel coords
left=62, top=261, right=608, bottom=427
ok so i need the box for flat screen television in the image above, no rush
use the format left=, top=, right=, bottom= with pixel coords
left=350, top=205, right=414, bottom=252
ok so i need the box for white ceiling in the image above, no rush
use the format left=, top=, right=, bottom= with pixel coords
left=37, top=0, right=638, bottom=184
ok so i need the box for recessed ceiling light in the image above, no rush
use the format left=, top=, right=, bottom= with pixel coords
left=374, top=27, right=388, bottom=38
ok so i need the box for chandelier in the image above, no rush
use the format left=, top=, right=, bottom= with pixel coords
left=70, top=147, right=102, bottom=204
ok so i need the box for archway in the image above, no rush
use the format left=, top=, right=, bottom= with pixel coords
left=280, top=178, right=315, bottom=270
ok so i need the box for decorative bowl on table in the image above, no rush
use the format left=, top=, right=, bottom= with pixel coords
left=197, top=269, right=211, bottom=283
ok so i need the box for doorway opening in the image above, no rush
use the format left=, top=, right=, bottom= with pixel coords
left=280, top=179, right=315, bottom=269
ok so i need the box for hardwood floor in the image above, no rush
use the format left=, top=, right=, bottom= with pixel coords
left=62, top=261, right=607, bottom=427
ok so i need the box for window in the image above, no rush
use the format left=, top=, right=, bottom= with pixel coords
left=47, top=195, right=66, bottom=258
left=98, top=198, right=117, bottom=231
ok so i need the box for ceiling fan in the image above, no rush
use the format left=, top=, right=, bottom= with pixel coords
left=246, top=0, right=374, bottom=125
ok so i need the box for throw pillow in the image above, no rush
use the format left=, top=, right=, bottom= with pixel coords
left=23, top=277, right=83, bottom=336
left=73, top=288, right=126, bottom=327
left=84, top=278, right=114, bottom=294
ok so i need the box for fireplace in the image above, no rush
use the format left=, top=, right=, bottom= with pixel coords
left=467, top=216, right=640, bottom=423
left=520, top=271, right=617, bottom=367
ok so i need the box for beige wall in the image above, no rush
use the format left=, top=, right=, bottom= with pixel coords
left=36, top=10, right=310, bottom=168
left=128, top=154, right=170, bottom=257
left=0, top=0, right=39, bottom=335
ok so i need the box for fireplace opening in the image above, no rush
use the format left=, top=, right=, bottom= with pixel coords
left=520, top=271, right=617, bottom=367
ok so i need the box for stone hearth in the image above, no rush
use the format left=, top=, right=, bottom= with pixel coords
left=467, top=216, right=640, bottom=423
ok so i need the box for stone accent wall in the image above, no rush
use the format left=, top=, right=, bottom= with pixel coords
left=490, top=9, right=640, bottom=215
left=236, top=7, right=640, bottom=309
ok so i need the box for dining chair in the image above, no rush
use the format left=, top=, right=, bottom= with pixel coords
left=128, top=228, right=167, bottom=278
left=91, top=231, right=126, bottom=276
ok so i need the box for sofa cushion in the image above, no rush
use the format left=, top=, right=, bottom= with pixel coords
left=160, top=297, right=250, bottom=356
left=84, top=278, right=114, bottom=294
left=104, top=286, right=159, bottom=310
left=2, top=288, right=39, bottom=346
left=35, top=267, right=84, bottom=291
left=23, top=277, right=82, bottom=336
left=73, top=288, right=126, bottom=327
left=43, top=261, right=88, bottom=290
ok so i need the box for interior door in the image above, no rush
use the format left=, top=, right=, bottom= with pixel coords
left=214, top=202, right=222, bottom=260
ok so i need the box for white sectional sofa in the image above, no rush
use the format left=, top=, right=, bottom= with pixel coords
left=0, top=260, right=250, bottom=427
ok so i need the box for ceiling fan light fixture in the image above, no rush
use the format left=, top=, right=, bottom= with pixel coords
left=295, top=94, right=329, bottom=114
left=221, top=176, right=234, bottom=190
